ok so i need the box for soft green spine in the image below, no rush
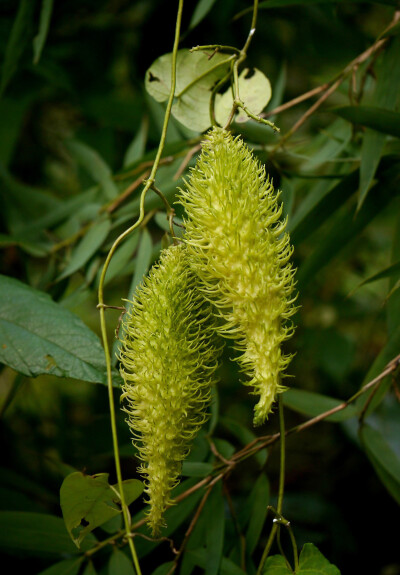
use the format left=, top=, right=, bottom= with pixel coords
left=119, top=243, right=221, bottom=534
left=178, top=127, right=297, bottom=426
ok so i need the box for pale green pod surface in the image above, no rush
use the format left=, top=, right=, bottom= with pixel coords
left=119, top=243, right=222, bottom=535
left=178, top=127, right=297, bottom=426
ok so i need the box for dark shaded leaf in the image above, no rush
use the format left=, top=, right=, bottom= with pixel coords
left=108, top=549, right=135, bottom=575
left=58, top=217, right=111, bottom=280
left=60, top=472, right=143, bottom=548
left=335, top=106, right=400, bottom=139
left=0, top=512, right=96, bottom=557
left=283, top=389, right=356, bottom=422
left=38, top=559, right=82, bottom=575
left=0, top=0, right=34, bottom=97
left=0, top=275, right=112, bottom=384
left=360, top=424, right=400, bottom=504
left=33, top=0, right=54, bottom=65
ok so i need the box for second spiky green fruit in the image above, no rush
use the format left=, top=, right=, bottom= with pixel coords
left=178, top=127, right=297, bottom=425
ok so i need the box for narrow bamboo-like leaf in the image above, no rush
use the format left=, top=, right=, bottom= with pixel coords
left=0, top=0, right=34, bottom=97
left=102, top=231, right=139, bottom=286
left=108, top=549, right=135, bottom=575
left=297, top=162, right=400, bottom=289
left=388, top=212, right=400, bottom=335
left=335, top=106, right=400, bottom=139
left=145, top=49, right=232, bottom=132
left=283, top=389, right=356, bottom=422
left=123, top=117, right=148, bottom=168
left=189, top=0, right=218, bottom=29
left=181, top=462, right=214, bottom=477
left=215, top=68, right=272, bottom=126
left=60, top=472, right=143, bottom=548
left=358, top=36, right=400, bottom=210
left=220, top=416, right=267, bottom=466
left=0, top=512, right=96, bottom=556
left=128, top=227, right=153, bottom=297
left=58, top=218, right=111, bottom=280
left=360, top=424, right=400, bottom=504
left=204, top=482, right=225, bottom=575
left=152, top=563, right=175, bottom=575
left=134, top=478, right=204, bottom=558
left=246, top=473, right=270, bottom=554
left=355, top=323, right=400, bottom=417
left=257, top=0, right=398, bottom=8
left=65, top=140, right=119, bottom=200
left=38, top=559, right=82, bottom=575
left=289, top=169, right=358, bottom=245
left=82, top=561, right=97, bottom=575
left=0, top=275, right=110, bottom=384
left=348, top=259, right=400, bottom=296
left=33, top=0, right=54, bottom=65
left=187, top=550, right=247, bottom=575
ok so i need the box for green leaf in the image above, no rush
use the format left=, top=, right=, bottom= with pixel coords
left=296, top=161, right=400, bottom=289
left=0, top=274, right=111, bottom=383
left=133, top=478, right=204, bottom=558
left=246, top=473, right=270, bottom=554
left=101, top=231, right=139, bottom=286
left=60, top=472, right=143, bottom=548
left=189, top=0, right=218, bottom=29
left=215, top=68, right=271, bottom=126
left=204, top=482, right=225, bottom=575
left=108, top=549, right=135, bottom=575
left=82, top=561, right=98, bottom=575
left=33, top=0, right=54, bottom=65
left=129, top=227, right=153, bottom=298
left=296, top=543, right=341, bottom=574
left=145, top=49, right=232, bottom=132
left=38, top=559, right=82, bottom=575
left=258, top=0, right=397, bottom=7
left=360, top=424, right=400, bottom=504
left=388, top=211, right=400, bottom=336
left=263, top=555, right=292, bottom=575
left=358, top=37, right=400, bottom=210
left=181, top=462, right=214, bottom=477
left=334, top=106, right=400, bottom=139
left=0, top=0, right=34, bottom=97
left=58, top=217, right=111, bottom=280
left=289, top=169, right=359, bottom=245
left=123, top=117, right=149, bottom=168
left=0, top=511, right=96, bottom=556
left=264, top=543, right=340, bottom=574
left=220, top=416, right=267, bottom=466
left=348, top=258, right=400, bottom=296
left=65, top=140, right=119, bottom=200
left=283, top=389, right=356, bottom=422
left=187, top=550, right=247, bottom=575
left=152, top=563, right=175, bottom=575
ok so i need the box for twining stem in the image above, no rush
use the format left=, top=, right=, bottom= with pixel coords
left=256, top=396, right=286, bottom=575
left=97, top=0, right=185, bottom=572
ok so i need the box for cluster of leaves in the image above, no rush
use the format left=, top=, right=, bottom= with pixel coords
left=0, top=1, right=400, bottom=574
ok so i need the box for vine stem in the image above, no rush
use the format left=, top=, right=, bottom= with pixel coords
left=256, top=396, right=286, bottom=575
left=97, top=1, right=185, bottom=572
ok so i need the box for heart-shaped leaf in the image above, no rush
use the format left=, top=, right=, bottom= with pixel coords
left=60, top=472, right=143, bottom=548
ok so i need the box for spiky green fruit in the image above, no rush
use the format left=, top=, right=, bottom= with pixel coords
left=178, top=127, right=296, bottom=426
left=119, top=243, right=221, bottom=534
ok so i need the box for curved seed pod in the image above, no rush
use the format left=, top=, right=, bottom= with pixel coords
left=178, top=127, right=297, bottom=426
left=119, top=243, right=222, bottom=534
